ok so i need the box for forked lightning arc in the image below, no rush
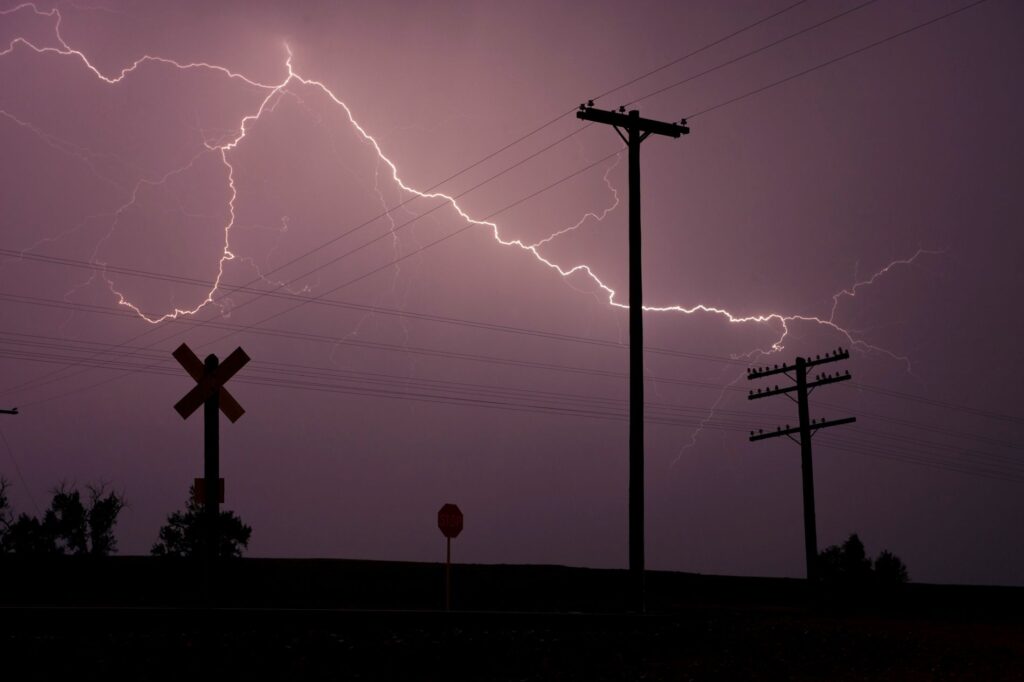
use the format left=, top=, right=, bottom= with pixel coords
left=1, top=3, right=936, bottom=364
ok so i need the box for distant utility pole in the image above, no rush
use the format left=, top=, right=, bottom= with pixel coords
left=577, top=102, right=688, bottom=611
left=747, top=349, right=856, bottom=582
left=0, top=408, right=17, bottom=415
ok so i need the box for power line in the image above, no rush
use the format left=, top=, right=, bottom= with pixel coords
left=845, top=380, right=1023, bottom=425
left=4, top=334, right=1022, bottom=483
left=3, top=1, right=1006, bottom=432
left=684, top=0, right=991, bottom=119
left=0, top=248, right=747, bottom=367
left=5, top=342, right=1021, bottom=485
left=624, top=0, right=879, bottom=108
left=0, top=332, right=752, bottom=421
left=0, top=2, right=864, bottom=398
left=588, top=0, right=812, bottom=103
left=2, top=295, right=1019, bottom=452
left=0, top=292, right=748, bottom=395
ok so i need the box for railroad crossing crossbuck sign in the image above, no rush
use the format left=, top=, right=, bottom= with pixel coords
left=172, top=342, right=248, bottom=577
left=173, top=344, right=249, bottom=422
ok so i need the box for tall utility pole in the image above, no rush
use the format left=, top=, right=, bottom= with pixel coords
left=577, top=103, right=688, bottom=611
left=747, top=349, right=857, bottom=581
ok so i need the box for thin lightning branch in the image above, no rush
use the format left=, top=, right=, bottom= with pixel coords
left=526, top=152, right=623, bottom=249
left=1, top=4, right=935, bottom=365
left=670, top=368, right=747, bottom=467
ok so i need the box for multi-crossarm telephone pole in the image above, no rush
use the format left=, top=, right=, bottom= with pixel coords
left=747, top=349, right=857, bottom=581
left=577, top=103, right=688, bottom=611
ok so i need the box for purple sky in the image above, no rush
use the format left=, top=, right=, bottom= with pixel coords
left=1, top=0, right=1021, bottom=585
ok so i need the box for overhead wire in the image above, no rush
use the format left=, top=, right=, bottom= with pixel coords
left=683, top=0, right=991, bottom=119
left=622, top=0, right=879, bottom=108
left=0, top=0, right=847, bottom=397
left=1, top=0, right=1015, bottom=485
left=3, top=331, right=1021, bottom=483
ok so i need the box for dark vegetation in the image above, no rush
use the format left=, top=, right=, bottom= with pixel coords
left=151, top=485, right=252, bottom=558
left=0, top=478, right=251, bottom=558
left=818, top=532, right=910, bottom=586
left=0, top=477, right=124, bottom=555
left=2, top=477, right=1020, bottom=679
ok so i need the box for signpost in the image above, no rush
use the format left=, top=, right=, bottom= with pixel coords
left=437, top=503, right=463, bottom=611
left=173, top=342, right=248, bottom=599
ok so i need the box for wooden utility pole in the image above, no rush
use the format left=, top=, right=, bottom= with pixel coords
left=576, top=103, right=688, bottom=611
left=747, top=349, right=856, bottom=581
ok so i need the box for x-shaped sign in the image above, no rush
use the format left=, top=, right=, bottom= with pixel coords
left=173, top=343, right=249, bottom=422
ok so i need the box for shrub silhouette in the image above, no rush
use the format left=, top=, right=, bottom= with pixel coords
left=151, top=485, right=251, bottom=558
left=819, top=533, right=909, bottom=585
left=874, top=549, right=910, bottom=585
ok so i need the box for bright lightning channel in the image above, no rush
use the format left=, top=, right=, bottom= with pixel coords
left=2, top=3, right=936, bottom=365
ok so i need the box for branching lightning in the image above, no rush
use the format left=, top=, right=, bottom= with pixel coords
left=1, top=3, right=939, bottom=369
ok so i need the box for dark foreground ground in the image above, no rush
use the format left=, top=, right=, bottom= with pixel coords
left=1, top=557, right=1022, bottom=680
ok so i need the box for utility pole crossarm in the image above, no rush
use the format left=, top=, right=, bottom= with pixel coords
left=749, top=416, right=857, bottom=442
left=748, top=372, right=851, bottom=400
left=747, top=349, right=850, bottom=380
left=576, top=105, right=689, bottom=138
left=0, top=407, right=17, bottom=415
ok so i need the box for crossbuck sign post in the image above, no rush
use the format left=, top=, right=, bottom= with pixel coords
left=173, top=343, right=249, bottom=581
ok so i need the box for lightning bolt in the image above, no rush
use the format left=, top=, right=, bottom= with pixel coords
left=1, top=3, right=938, bottom=372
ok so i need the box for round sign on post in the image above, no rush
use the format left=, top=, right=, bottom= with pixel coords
left=438, top=503, right=462, bottom=611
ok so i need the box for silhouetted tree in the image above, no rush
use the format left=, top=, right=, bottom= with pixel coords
left=5, top=514, right=56, bottom=554
left=44, top=485, right=88, bottom=554
left=819, top=533, right=909, bottom=586
left=874, top=549, right=910, bottom=585
left=0, top=481, right=125, bottom=555
left=151, top=486, right=251, bottom=558
left=0, top=476, right=10, bottom=541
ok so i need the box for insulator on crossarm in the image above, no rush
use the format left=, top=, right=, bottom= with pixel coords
left=587, top=99, right=594, bottom=107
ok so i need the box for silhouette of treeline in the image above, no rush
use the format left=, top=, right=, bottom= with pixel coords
left=819, top=533, right=909, bottom=586
left=0, top=477, right=124, bottom=555
left=0, top=478, right=250, bottom=558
